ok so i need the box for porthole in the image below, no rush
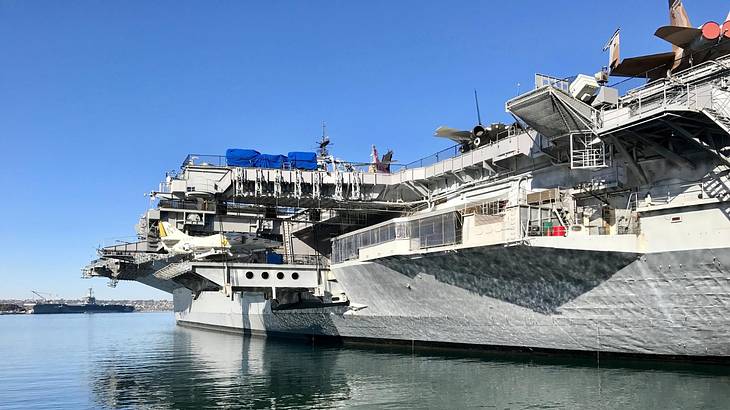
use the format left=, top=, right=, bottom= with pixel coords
left=291, top=272, right=299, bottom=280
left=245, top=271, right=254, bottom=279
left=261, top=271, right=269, bottom=279
left=277, top=272, right=284, bottom=280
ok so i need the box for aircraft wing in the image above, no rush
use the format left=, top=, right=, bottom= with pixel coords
left=610, top=51, right=676, bottom=78
left=226, top=233, right=281, bottom=251
left=434, top=126, right=473, bottom=143
left=655, top=25, right=701, bottom=48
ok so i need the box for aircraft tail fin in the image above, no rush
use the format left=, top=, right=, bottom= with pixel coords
left=664, top=0, right=691, bottom=68
left=669, top=0, right=691, bottom=29
left=370, top=145, right=379, bottom=173
left=159, top=222, right=185, bottom=239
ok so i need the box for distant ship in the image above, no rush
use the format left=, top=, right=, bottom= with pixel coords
left=31, top=288, right=134, bottom=314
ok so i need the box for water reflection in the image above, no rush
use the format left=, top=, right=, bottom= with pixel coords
left=90, top=327, right=345, bottom=408
left=89, top=323, right=730, bottom=409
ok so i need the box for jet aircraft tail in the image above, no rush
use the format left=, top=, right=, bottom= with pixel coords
left=669, top=0, right=691, bottom=29
left=609, top=0, right=690, bottom=79
left=159, top=221, right=185, bottom=240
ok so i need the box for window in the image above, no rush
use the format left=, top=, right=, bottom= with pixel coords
left=332, top=213, right=463, bottom=262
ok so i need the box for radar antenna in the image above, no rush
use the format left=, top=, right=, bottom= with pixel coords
left=317, top=121, right=331, bottom=158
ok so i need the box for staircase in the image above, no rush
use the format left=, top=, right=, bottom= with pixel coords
left=153, top=261, right=193, bottom=280
left=703, top=169, right=730, bottom=201
left=703, top=108, right=730, bottom=136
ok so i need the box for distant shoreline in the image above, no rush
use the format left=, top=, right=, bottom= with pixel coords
left=0, top=300, right=174, bottom=313
left=0, top=310, right=173, bottom=315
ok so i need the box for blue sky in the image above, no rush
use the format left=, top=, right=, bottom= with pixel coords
left=0, top=0, right=722, bottom=299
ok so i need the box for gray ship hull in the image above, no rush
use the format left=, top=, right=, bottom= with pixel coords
left=32, top=303, right=134, bottom=314
left=175, top=245, right=730, bottom=359
left=81, top=50, right=730, bottom=363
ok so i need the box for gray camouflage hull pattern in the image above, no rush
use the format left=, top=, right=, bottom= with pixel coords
left=176, top=245, right=730, bottom=357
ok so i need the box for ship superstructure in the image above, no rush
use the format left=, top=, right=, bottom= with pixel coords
left=85, top=35, right=730, bottom=358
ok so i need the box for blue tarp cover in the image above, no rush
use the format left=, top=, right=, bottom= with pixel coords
left=226, top=148, right=316, bottom=169
left=254, top=154, right=288, bottom=169
left=266, top=251, right=284, bottom=264
left=287, top=151, right=318, bottom=170
left=226, top=149, right=260, bottom=167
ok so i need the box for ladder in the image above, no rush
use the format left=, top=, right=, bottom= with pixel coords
left=281, top=219, right=294, bottom=264
left=570, top=133, right=607, bottom=169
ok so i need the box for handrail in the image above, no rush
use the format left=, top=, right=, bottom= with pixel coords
left=182, top=154, right=227, bottom=168
left=181, top=127, right=532, bottom=177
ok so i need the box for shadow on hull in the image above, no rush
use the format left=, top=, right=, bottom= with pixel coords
left=376, top=245, right=639, bottom=314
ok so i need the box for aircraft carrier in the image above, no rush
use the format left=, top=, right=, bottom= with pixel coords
left=84, top=2, right=730, bottom=359
left=30, top=289, right=134, bottom=314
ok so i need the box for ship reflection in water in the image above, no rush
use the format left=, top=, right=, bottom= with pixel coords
left=86, top=320, right=730, bottom=408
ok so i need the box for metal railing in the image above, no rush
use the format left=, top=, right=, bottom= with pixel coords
left=180, top=126, right=529, bottom=177
left=286, top=254, right=330, bottom=267
left=597, top=56, right=730, bottom=129
left=182, top=154, right=227, bottom=168
left=180, top=146, right=463, bottom=174
left=331, top=211, right=462, bottom=263
left=399, top=144, right=461, bottom=170
left=397, top=126, right=531, bottom=172
left=158, top=199, right=216, bottom=212
left=182, top=152, right=403, bottom=174
left=100, top=240, right=141, bottom=251
left=99, top=240, right=157, bottom=257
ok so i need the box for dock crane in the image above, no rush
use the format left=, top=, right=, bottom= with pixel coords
left=31, top=291, right=58, bottom=302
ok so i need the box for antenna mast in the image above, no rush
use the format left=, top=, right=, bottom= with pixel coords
left=317, top=121, right=330, bottom=158
left=474, top=89, right=482, bottom=125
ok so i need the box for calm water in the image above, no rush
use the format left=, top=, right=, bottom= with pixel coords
left=1, top=313, right=729, bottom=409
